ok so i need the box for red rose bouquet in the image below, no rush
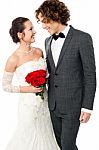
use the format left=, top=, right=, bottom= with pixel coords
left=25, top=69, right=47, bottom=99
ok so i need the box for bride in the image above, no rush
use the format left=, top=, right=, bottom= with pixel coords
left=2, top=17, right=60, bottom=150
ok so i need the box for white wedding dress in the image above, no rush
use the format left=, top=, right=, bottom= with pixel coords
left=5, top=57, right=59, bottom=150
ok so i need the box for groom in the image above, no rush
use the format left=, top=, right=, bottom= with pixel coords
left=35, top=0, right=96, bottom=149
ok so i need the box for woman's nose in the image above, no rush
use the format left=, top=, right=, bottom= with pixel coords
left=33, top=29, right=36, bottom=34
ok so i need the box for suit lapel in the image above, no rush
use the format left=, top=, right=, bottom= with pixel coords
left=46, top=37, right=56, bottom=70
left=48, top=46, right=56, bottom=70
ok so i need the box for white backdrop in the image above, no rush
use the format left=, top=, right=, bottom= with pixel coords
left=0, top=0, right=99, bottom=150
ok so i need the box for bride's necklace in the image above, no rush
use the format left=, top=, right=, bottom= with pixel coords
left=23, top=48, right=33, bottom=54
left=19, top=47, right=33, bottom=54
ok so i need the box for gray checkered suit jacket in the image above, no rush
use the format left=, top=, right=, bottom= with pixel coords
left=45, top=25, right=96, bottom=114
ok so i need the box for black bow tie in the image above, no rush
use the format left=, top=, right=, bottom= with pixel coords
left=52, top=32, right=65, bottom=40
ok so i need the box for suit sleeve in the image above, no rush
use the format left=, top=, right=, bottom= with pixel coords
left=79, top=33, right=96, bottom=110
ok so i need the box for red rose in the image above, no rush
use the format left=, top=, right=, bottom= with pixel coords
left=31, top=77, right=46, bottom=87
left=25, top=69, right=47, bottom=99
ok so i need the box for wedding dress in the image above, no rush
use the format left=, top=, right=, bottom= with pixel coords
left=5, top=57, right=60, bottom=150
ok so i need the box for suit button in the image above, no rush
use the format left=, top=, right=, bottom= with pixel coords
left=55, top=73, right=58, bottom=75
left=55, top=85, right=58, bottom=88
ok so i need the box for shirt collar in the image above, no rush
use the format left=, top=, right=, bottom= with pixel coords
left=61, top=25, right=70, bottom=37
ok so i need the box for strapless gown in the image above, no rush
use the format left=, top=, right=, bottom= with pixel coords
left=5, top=57, right=60, bottom=150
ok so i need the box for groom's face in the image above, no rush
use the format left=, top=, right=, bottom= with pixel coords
left=37, top=13, right=60, bottom=35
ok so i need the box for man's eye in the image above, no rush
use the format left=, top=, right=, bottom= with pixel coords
left=42, top=19, right=48, bottom=23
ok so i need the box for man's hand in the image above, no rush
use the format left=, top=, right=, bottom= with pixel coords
left=79, top=111, right=91, bottom=123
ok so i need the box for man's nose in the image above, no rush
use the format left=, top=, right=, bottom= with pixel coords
left=42, top=23, right=47, bottom=29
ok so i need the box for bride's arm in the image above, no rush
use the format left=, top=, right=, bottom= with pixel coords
left=2, top=71, right=42, bottom=93
left=2, top=71, right=20, bottom=93
left=2, top=55, right=42, bottom=93
left=2, top=54, right=21, bottom=92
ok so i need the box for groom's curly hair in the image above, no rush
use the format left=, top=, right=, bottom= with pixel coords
left=35, top=0, right=70, bottom=26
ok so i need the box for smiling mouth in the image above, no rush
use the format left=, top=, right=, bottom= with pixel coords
left=32, top=34, right=35, bottom=38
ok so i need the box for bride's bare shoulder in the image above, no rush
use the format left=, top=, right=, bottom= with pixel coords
left=5, top=50, right=19, bottom=72
left=32, top=47, right=44, bottom=58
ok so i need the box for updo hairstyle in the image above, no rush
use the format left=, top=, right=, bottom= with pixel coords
left=9, top=17, right=29, bottom=43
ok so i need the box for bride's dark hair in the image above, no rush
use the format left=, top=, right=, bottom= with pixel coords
left=9, top=17, right=29, bottom=43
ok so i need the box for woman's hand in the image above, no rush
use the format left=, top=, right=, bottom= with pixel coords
left=20, top=85, right=43, bottom=93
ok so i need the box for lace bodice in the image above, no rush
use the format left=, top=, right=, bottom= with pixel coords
left=15, top=57, right=47, bottom=86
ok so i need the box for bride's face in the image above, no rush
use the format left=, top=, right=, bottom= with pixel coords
left=21, top=20, right=36, bottom=44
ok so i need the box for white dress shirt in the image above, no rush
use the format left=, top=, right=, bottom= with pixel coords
left=51, top=25, right=70, bottom=66
left=51, top=25, right=92, bottom=114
